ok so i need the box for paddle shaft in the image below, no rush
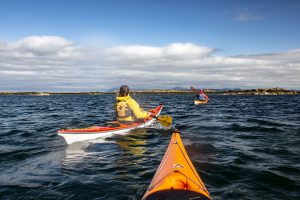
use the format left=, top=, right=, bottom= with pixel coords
left=191, top=86, right=202, bottom=94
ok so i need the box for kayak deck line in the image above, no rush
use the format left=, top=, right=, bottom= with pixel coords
left=142, top=130, right=212, bottom=200
left=58, top=123, right=144, bottom=134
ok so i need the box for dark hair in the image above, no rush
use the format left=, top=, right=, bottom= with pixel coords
left=119, top=85, right=130, bottom=96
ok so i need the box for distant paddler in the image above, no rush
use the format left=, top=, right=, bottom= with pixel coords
left=191, top=86, right=209, bottom=104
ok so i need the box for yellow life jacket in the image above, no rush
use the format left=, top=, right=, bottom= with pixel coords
left=116, top=100, right=132, bottom=119
left=115, top=95, right=148, bottom=122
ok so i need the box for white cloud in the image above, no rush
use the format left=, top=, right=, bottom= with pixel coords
left=161, top=43, right=214, bottom=59
left=235, top=11, right=264, bottom=21
left=104, top=43, right=214, bottom=61
left=1, top=36, right=82, bottom=61
left=0, top=35, right=299, bottom=91
left=12, top=36, right=72, bottom=53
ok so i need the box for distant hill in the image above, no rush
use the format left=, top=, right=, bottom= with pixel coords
left=106, top=87, right=244, bottom=92
left=170, top=87, right=189, bottom=91
left=106, top=88, right=118, bottom=92
left=1, top=87, right=299, bottom=95
left=214, top=88, right=242, bottom=91
left=106, top=87, right=152, bottom=92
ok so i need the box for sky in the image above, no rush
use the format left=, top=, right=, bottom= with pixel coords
left=0, top=0, right=299, bottom=91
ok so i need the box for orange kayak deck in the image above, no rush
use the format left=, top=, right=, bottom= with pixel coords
left=142, top=130, right=212, bottom=200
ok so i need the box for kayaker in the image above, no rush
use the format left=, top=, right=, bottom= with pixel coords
left=197, top=89, right=209, bottom=101
left=115, top=85, right=150, bottom=122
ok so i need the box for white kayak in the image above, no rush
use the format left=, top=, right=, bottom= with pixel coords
left=58, top=105, right=163, bottom=144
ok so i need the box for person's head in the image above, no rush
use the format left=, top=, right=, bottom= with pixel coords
left=119, top=85, right=130, bottom=97
left=200, top=89, right=204, bottom=94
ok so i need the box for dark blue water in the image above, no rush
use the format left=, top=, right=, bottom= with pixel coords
left=0, top=94, right=299, bottom=200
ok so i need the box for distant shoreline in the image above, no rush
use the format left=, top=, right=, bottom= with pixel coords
left=0, top=88, right=299, bottom=96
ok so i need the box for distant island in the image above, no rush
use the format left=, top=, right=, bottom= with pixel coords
left=0, top=87, right=299, bottom=96
left=214, top=87, right=299, bottom=95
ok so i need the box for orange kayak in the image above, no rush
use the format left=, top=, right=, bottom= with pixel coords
left=142, top=130, right=212, bottom=200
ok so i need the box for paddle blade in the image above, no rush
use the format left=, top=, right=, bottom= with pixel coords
left=156, top=115, right=173, bottom=127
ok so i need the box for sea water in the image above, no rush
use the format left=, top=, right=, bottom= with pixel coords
left=0, top=94, right=299, bottom=200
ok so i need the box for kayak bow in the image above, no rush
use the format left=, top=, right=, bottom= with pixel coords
left=142, top=130, right=212, bottom=200
left=58, top=105, right=163, bottom=144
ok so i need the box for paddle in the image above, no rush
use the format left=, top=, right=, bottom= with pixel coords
left=190, top=86, right=198, bottom=93
left=152, top=115, right=173, bottom=127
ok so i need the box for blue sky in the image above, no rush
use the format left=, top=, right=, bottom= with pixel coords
left=1, top=0, right=300, bottom=54
left=0, top=0, right=299, bottom=91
